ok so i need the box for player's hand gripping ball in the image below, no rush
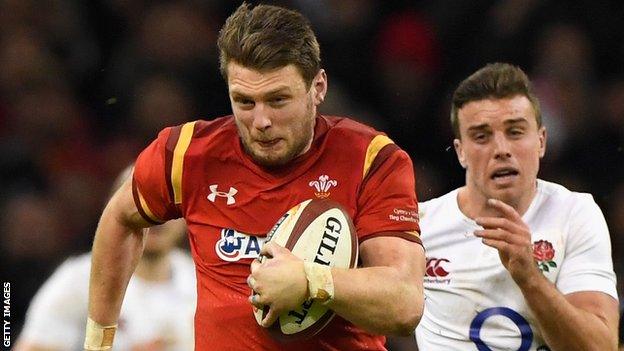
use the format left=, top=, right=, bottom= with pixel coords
left=253, top=199, right=358, bottom=341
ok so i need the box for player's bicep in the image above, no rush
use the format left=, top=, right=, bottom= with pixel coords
left=360, top=235, right=425, bottom=282
left=105, top=172, right=153, bottom=230
left=557, top=196, right=617, bottom=298
left=565, top=291, right=619, bottom=343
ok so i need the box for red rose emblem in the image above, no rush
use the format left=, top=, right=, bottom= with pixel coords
left=533, top=240, right=555, bottom=261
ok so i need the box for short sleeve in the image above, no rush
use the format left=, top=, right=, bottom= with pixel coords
left=355, top=146, right=420, bottom=243
left=133, top=127, right=182, bottom=223
left=18, top=256, right=90, bottom=349
left=556, top=194, right=618, bottom=300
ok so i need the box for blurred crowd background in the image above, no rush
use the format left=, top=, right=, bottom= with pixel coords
left=1, top=0, right=623, bottom=341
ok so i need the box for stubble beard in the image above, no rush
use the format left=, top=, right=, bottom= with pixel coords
left=238, top=101, right=316, bottom=169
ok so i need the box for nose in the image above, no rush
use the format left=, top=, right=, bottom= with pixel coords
left=492, top=132, right=512, bottom=159
left=251, top=103, right=271, bottom=131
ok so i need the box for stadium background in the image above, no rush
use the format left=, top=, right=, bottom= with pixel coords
left=0, top=0, right=622, bottom=347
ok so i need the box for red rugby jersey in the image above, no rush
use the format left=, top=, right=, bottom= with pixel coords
left=132, top=115, right=420, bottom=351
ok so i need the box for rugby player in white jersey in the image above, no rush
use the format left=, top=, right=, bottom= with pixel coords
left=14, top=167, right=196, bottom=351
left=415, top=63, right=619, bottom=350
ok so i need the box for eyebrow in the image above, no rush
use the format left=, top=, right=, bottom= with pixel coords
left=230, top=86, right=293, bottom=99
left=466, top=117, right=530, bottom=132
left=503, top=117, right=529, bottom=125
left=466, top=123, right=490, bottom=132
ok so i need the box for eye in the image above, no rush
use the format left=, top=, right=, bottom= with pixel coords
left=472, top=133, right=487, bottom=143
left=508, top=128, right=525, bottom=138
left=269, top=96, right=288, bottom=106
left=234, top=98, right=255, bottom=109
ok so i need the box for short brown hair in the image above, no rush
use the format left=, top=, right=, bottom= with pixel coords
left=450, top=63, right=542, bottom=138
left=217, top=2, right=321, bottom=88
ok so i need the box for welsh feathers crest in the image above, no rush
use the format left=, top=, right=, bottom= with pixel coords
left=309, top=175, right=338, bottom=199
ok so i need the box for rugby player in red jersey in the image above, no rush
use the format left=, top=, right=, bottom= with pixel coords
left=85, top=3, right=425, bottom=350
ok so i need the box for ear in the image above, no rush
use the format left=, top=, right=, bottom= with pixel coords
left=538, top=126, right=546, bottom=158
left=454, top=138, right=467, bottom=169
left=312, top=69, right=327, bottom=105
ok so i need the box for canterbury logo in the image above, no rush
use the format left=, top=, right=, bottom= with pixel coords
left=309, top=175, right=337, bottom=199
left=207, top=184, right=237, bottom=205
left=426, top=258, right=450, bottom=277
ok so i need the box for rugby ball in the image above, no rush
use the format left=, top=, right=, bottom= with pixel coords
left=253, top=198, right=358, bottom=341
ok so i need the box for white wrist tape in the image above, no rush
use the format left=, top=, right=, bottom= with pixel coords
left=303, top=262, right=334, bottom=303
left=84, top=317, right=117, bottom=350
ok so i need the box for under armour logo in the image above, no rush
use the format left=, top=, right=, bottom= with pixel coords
left=207, top=184, right=238, bottom=205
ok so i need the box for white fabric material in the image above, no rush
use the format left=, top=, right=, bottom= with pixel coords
left=19, top=250, right=197, bottom=350
left=416, top=179, right=617, bottom=351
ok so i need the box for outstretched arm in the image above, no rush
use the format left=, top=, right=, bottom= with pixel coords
left=86, top=174, right=152, bottom=348
left=250, top=235, right=425, bottom=336
left=475, top=199, right=619, bottom=351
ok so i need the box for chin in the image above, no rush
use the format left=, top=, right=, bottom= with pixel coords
left=249, top=152, right=291, bottom=168
left=249, top=144, right=304, bottom=168
left=490, top=189, right=519, bottom=204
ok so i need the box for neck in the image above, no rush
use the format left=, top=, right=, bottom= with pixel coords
left=134, top=252, right=172, bottom=282
left=297, top=114, right=318, bottom=157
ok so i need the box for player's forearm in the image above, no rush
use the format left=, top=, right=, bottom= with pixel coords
left=88, top=211, right=145, bottom=325
left=328, top=266, right=424, bottom=336
left=518, top=275, right=616, bottom=351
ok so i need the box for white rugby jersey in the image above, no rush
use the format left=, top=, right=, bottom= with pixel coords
left=19, top=250, right=197, bottom=350
left=416, top=179, right=617, bottom=351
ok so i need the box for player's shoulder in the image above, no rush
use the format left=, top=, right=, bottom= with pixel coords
left=536, top=179, right=598, bottom=210
left=323, top=115, right=388, bottom=141
left=534, top=179, right=606, bottom=226
left=161, top=116, right=237, bottom=161
left=192, top=115, right=236, bottom=138
left=322, top=115, right=406, bottom=165
left=322, top=116, right=394, bottom=149
left=154, top=116, right=235, bottom=146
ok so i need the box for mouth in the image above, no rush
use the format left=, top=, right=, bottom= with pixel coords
left=490, top=167, right=519, bottom=181
left=255, top=138, right=281, bottom=148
